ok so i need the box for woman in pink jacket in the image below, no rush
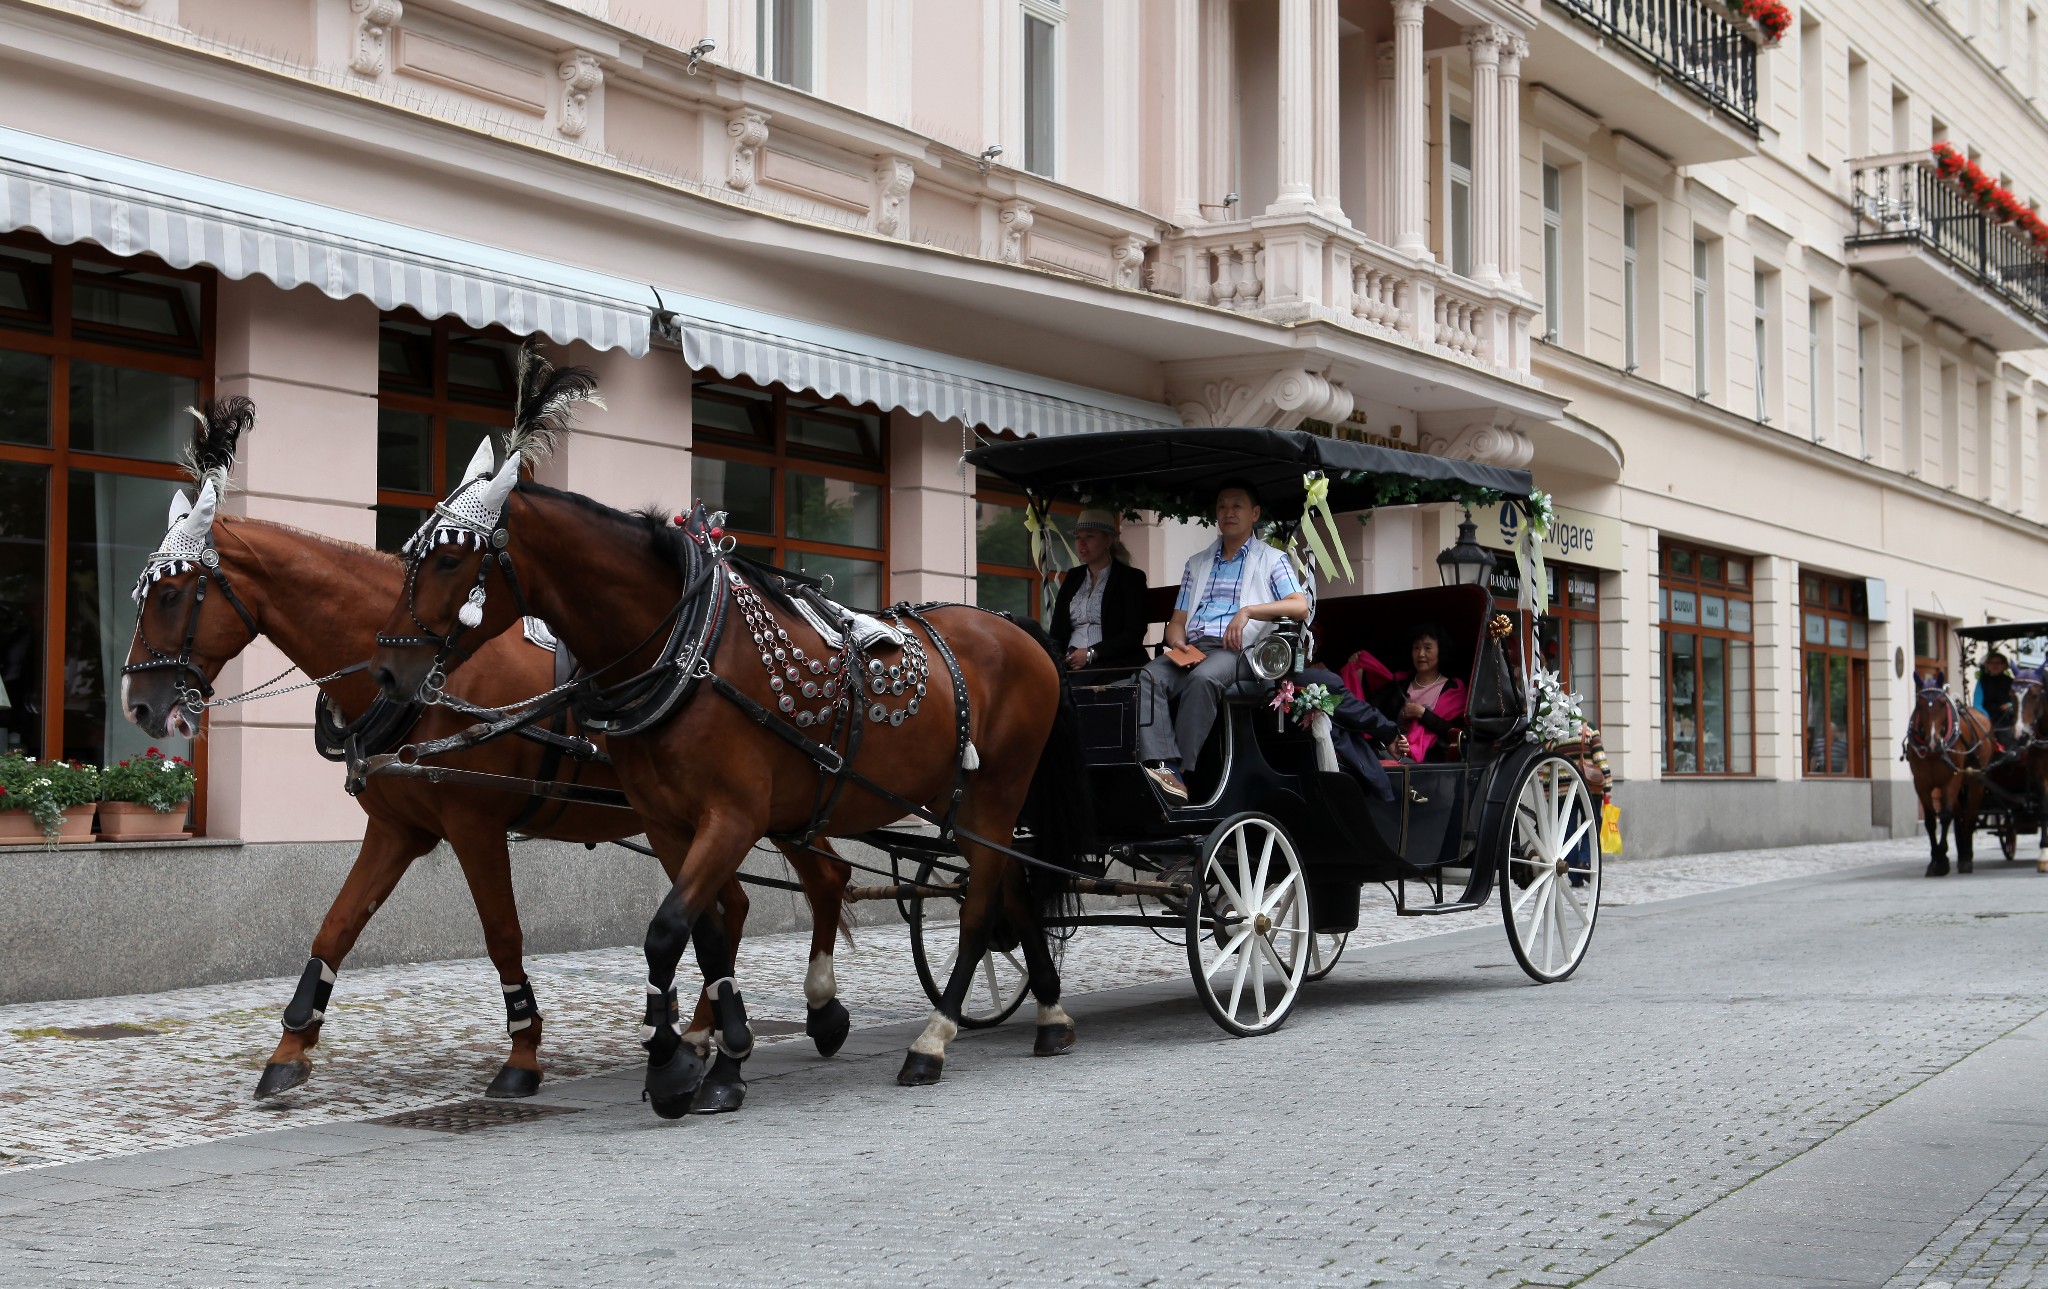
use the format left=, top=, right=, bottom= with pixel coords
left=1340, top=623, right=1468, bottom=763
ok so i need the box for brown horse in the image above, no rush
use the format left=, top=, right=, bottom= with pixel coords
left=122, top=401, right=854, bottom=1107
left=1903, top=685, right=1994, bottom=877
left=369, top=349, right=1090, bottom=1117
left=2018, top=685, right=2048, bottom=874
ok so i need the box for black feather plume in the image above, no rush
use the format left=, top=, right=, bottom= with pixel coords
left=505, top=341, right=604, bottom=464
left=180, top=396, right=257, bottom=494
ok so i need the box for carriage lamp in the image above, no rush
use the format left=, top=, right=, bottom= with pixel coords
left=1436, top=509, right=1497, bottom=587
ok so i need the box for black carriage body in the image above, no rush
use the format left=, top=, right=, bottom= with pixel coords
left=1950, top=622, right=2048, bottom=848
left=1070, top=583, right=1534, bottom=930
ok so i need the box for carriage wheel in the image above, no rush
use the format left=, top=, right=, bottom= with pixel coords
left=1186, top=813, right=1312, bottom=1036
left=2001, top=817, right=2020, bottom=862
left=1292, top=932, right=1349, bottom=982
left=1500, top=755, right=1600, bottom=984
left=906, top=859, right=1032, bottom=1029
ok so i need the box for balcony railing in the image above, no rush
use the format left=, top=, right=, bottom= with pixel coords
left=1849, top=154, right=2048, bottom=342
left=1549, top=0, right=1760, bottom=133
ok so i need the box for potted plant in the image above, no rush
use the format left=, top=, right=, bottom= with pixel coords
left=0, top=754, right=102, bottom=846
left=97, top=748, right=196, bottom=841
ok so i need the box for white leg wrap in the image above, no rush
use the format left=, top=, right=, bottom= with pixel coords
left=1036, top=1002, right=1072, bottom=1028
left=804, top=953, right=838, bottom=1010
left=681, top=1027, right=713, bottom=1059
left=909, top=1011, right=958, bottom=1058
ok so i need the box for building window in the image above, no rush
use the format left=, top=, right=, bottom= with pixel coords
left=1539, top=565, right=1602, bottom=726
left=1023, top=7, right=1059, bottom=177
left=1753, top=267, right=1773, bottom=423
left=1801, top=15, right=1826, bottom=163
left=0, top=236, right=212, bottom=813
left=1542, top=164, right=1563, bottom=342
left=372, top=316, right=519, bottom=554
left=690, top=379, right=889, bottom=607
left=973, top=475, right=1080, bottom=620
left=1799, top=572, right=1869, bottom=777
left=1913, top=614, right=1949, bottom=689
left=1622, top=205, right=1640, bottom=371
left=1692, top=237, right=1715, bottom=398
left=1659, top=543, right=1754, bottom=776
left=1809, top=294, right=1828, bottom=442
left=757, top=0, right=814, bottom=91
left=1858, top=319, right=1877, bottom=460
left=1448, top=115, right=1474, bottom=278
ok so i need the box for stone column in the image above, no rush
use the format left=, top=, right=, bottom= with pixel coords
left=1391, top=0, right=1430, bottom=259
left=1374, top=40, right=1396, bottom=245
left=1312, top=0, right=1344, bottom=223
left=1465, top=26, right=1504, bottom=286
left=892, top=412, right=975, bottom=604
left=1270, top=0, right=1316, bottom=215
left=1500, top=36, right=1528, bottom=289
left=1203, top=0, right=1235, bottom=213
left=1172, top=0, right=1204, bottom=224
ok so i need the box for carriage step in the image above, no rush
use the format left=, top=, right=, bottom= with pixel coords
left=1396, top=900, right=1486, bottom=916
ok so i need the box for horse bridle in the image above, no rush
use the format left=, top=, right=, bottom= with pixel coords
left=121, top=539, right=262, bottom=717
left=377, top=482, right=536, bottom=699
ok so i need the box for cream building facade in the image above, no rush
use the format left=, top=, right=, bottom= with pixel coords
left=0, top=0, right=2044, bottom=863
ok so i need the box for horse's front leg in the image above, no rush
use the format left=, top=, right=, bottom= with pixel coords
left=257, top=819, right=438, bottom=1099
left=776, top=839, right=854, bottom=1056
left=640, top=817, right=754, bottom=1119
left=442, top=818, right=549, bottom=1099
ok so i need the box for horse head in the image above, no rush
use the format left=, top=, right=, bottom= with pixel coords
left=1905, top=683, right=1960, bottom=761
left=122, top=398, right=259, bottom=738
left=371, top=342, right=602, bottom=702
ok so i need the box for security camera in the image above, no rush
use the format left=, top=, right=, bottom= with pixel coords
left=979, top=144, right=1003, bottom=173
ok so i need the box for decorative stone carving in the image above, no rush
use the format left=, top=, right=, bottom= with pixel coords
left=557, top=51, right=602, bottom=140
left=1111, top=237, right=1148, bottom=289
left=349, top=0, right=403, bottom=77
left=873, top=158, right=915, bottom=237
left=1172, top=367, right=1353, bottom=430
left=726, top=109, right=771, bottom=191
left=998, top=200, right=1035, bottom=264
left=1420, top=419, right=1534, bottom=467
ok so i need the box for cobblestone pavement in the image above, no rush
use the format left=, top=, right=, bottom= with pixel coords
left=0, top=838, right=1921, bottom=1173
left=1887, top=1140, right=2048, bottom=1288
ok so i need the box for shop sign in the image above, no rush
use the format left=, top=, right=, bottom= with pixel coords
left=1476, top=499, right=1621, bottom=572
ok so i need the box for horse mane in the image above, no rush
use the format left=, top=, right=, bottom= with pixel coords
left=504, top=342, right=604, bottom=465
left=224, top=515, right=400, bottom=567
left=180, top=396, right=256, bottom=495
left=512, top=481, right=803, bottom=612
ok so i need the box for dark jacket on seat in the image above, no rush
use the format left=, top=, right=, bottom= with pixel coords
left=1049, top=560, right=1150, bottom=670
left=1297, top=665, right=1405, bottom=801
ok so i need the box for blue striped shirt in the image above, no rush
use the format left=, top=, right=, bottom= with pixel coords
left=1175, top=540, right=1302, bottom=641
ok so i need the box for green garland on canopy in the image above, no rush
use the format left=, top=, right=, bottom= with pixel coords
left=1054, top=471, right=1509, bottom=526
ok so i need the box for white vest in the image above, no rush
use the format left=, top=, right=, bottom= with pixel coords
left=1184, top=536, right=1289, bottom=648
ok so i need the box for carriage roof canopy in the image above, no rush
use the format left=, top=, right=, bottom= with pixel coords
left=965, top=427, right=1534, bottom=524
left=1956, top=622, right=2048, bottom=643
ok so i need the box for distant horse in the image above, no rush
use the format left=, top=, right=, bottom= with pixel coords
left=1902, top=685, right=1993, bottom=877
left=369, top=346, right=1092, bottom=1118
left=2019, top=685, right=2048, bottom=873
left=123, top=401, right=855, bottom=1107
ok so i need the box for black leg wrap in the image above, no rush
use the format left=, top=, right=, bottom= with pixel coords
left=897, top=1050, right=944, bottom=1086
left=707, top=980, right=753, bottom=1060
left=280, top=959, right=335, bottom=1033
left=640, top=987, right=702, bottom=1119
left=688, top=1052, right=748, bottom=1114
left=806, top=999, right=851, bottom=1057
left=502, top=980, right=540, bottom=1036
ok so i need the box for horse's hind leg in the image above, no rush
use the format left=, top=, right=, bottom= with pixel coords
left=1000, top=864, right=1074, bottom=1058
left=686, top=895, right=756, bottom=1115
left=898, top=860, right=1002, bottom=1087
left=776, top=839, right=853, bottom=1057
left=678, top=878, right=748, bottom=1070
left=256, top=820, right=436, bottom=1100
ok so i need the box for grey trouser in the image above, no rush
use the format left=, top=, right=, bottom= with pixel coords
left=1136, top=638, right=1249, bottom=773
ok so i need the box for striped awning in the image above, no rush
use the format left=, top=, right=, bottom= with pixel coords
left=0, top=129, right=650, bottom=356
left=664, top=310, right=1178, bottom=439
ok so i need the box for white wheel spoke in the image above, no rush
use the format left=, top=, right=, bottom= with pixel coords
left=1253, top=830, right=1276, bottom=905
left=980, top=954, right=1002, bottom=1008
left=1250, top=938, right=1268, bottom=1021
left=1203, top=927, right=1254, bottom=980
left=1235, top=830, right=1256, bottom=918
left=1256, top=931, right=1294, bottom=985
left=1226, top=935, right=1255, bottom=1017
left=1559, top=876, right=1592, bottom=924
left=1550, top=777, right=1577, bottom=855
left=1210, top=864, right=1248, bottom=919
left=1512, top=867, right=1551, bottom=918
left=1258, top=870, right=1301, bottom=917
left=1559, top=818, right=1592, bottom=859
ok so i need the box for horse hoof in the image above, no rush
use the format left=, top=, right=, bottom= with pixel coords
left=643, top=1047, right=707, bottom=1121
left=1926, top=861, right=1950, bottom=878
left=1033, top=1023, right=1077, bottom=1057
left=897, top=1051, right=944, bottom=1086
left=807, top=1000, right=851, bottom=1058
left=253, top=1060, right=310, bottom=1101
left=484, top=1064, right=542, bottom=1099
left=1959, top=857, right=1975, bottom=875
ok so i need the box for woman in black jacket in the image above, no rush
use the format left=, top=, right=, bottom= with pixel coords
left=1048, top=510, right=1151, bottom=670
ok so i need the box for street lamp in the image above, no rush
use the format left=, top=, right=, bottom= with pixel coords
left=1436, top=508, right=1498, bottom=587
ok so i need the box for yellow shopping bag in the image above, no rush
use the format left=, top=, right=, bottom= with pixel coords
left=1599, top=802, right=1623, bottom=856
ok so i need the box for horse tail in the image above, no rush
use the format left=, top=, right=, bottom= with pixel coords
left=1008, top=615, right=1096, bottom=928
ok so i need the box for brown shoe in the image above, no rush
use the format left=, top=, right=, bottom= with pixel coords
left=1144, top=762, right=1188, bottom=801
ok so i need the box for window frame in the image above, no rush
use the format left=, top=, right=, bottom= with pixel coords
left=689, top=376, right=891, bottom=606
left=0, top=232, right=216, bottom=831
left=372, top=313, right=521, bottom=554
left=1798, top=571, right=1871, bottom=778
left=1542, top=163, right=1564, bottom=342
left=1622, top=204, right=1639, bottom=371
left=756, top=0, right=817, bottom=91
left=972, top=473, right=1080, bottom=622
left=1448, top=113, right=1474, bottom=279
left=1022, top=1, right=1062, bottom=178
left=1693, top=236, right=1716, bottom=399
left=1913, top=613, right=1950, bottom=689
left=1658, top=541, right=1756, bottom=778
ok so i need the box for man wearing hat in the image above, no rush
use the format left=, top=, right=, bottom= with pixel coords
left=1049, top=509, right=1151, bottom=672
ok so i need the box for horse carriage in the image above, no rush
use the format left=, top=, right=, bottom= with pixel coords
left=1952, top=621, right=2048, bottom=866
left=127, top=352, right=1598, bottom=1117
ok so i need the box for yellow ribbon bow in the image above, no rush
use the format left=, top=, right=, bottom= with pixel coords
left=1300, top=473, right=1355, bottom=584
left=1022, top=501, right=1078, bottom=618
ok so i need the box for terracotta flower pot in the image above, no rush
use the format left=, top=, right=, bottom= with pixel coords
left=56, top=803, right=98, bottom=843
left=95, top=799, right=192, bottom=842
left=0, top=810, right=43, bottom=844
